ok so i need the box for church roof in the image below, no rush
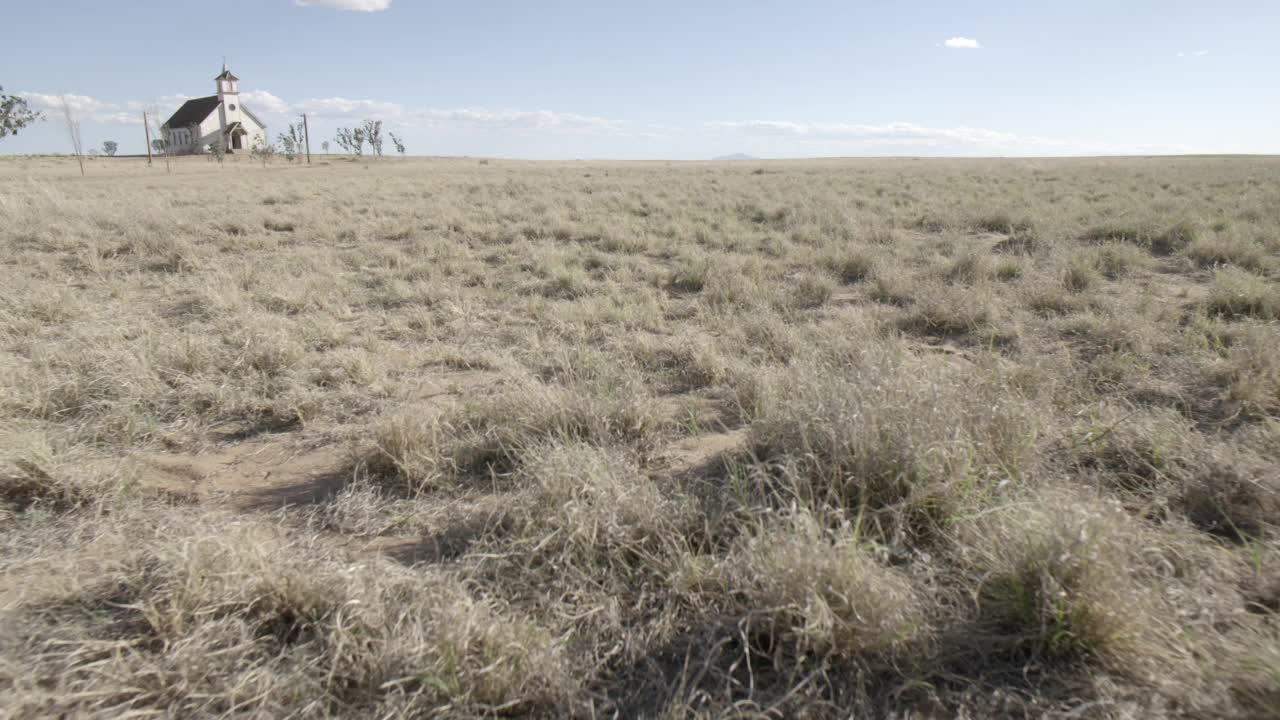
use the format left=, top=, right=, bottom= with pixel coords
left=216, top=69, right=239, bottom=81
left=161, top=96, right=268, bottom=132
left=162, top=96, right=220, bottom=129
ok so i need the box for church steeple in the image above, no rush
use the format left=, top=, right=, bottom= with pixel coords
left=215, top=62, right=239, bottom=96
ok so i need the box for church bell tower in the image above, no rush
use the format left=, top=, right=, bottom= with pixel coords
left=215, top=62, right=239, bottom=97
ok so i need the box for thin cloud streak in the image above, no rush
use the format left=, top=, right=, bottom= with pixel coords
left=293, top=0, right=391, bottom=12
left=943, top=37, right=981, bottom=49
left=705, top=119, right=1194, bottom=156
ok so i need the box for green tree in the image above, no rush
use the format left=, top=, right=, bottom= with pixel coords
left=0, top=86, right=42, bottom=139
left=389, top=132, right=405, bottom=157
left=335, top=127, right=365, bottom=157
left=278, top=120, right=305, bottom=163
left=363, top=119, right=383, bottom=159
left=102, top=140, right=118, bottom=156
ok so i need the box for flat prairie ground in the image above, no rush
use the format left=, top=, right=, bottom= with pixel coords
left=1, top=154, right=1278, bottom=718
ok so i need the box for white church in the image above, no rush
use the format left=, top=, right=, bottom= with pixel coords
left=161, top=65, right=267, bottom=154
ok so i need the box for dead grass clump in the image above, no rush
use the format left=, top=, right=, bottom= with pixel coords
left=869, top=272, right=915, bottom=307
left=955, top=498, right=1164, bottom=668
left=362, top=414, right=450, bottom=494
left=898, top=286, right=1003, bottom=341
left=822, top=248, right=877, bottom=284
left=629, top=335, right=728, bottom=391
left=0, top=445, right=107, bottom=514
left=789, top=271, right=835, bottom=309
left=364, top=373, right=663, bottom=493
left=544, top=267, right=594, bottom=300
left=1083, top=219, right=1198, bottom=255
left=1225, top=628, right=1280, bottom=717
left=513, top=441, right=694, bottom=567
left=1180, top=461, right=1278, bottom=541
left=1023, top=279, right=1087, bottom=316
left=1186, top=234, right=1267, bottom=271
left=994, top=258, right=1023, bottom=281
left=1204, top=268, right=1280, bottom=321
left=1067, top=407, right=1198, bottom=493
left=1068, top=407, right=1278, bottom=540
left=667, top=254, right=713, bottom=293
left=3, top=517, right=573, bottom=717
left=685, top=511, right=926, bottom=658
left=702, top=271, right=754, bottom=309
left=723, top=314, right=800, bottom=365
left=1061, top=256, right=1100, bottom=292
left=1090, top=242, right=1148, bottom=279
left=942, top=249, right=993, bottom=285
left=991, top=229, right=1041, bottom=255
left=745, top=351, right=1036, bottom=542
left=1209, top=327, right=1280, bottom=420
left=970, top=211, right=1035, bottom=238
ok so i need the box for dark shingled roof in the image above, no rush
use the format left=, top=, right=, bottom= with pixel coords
left=216, top=69, right=239, bottom=81
left=162, top=96, right=220, bottom=129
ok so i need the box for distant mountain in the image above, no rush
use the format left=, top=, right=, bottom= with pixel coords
left=713, top=153, right=759, bottom=161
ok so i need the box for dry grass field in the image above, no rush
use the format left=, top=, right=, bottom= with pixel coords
left=1, top=153, right=1278, bottom=718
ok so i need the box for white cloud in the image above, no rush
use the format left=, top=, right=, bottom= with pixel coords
left=295, top=96, right=406, bottom=119
left=943, top=37, right=981, bottom=49
left=707, top=120, right=1024, bottom=146
left=240, top=90, right=291, bottom=114
left=22, top=92, right=109, bottom=114
left=705, top=119, right=1192, bottom=155
left=1177, top=50, right=1209, bottom=57
left=294, top=0, right=391, bottom=11
left=411, top=108, right=624, bottom=134
left=19, top=92, right=147, bottom=124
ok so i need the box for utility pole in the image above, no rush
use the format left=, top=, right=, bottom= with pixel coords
left=302, top=113, right=312, bottom=165
left=143, top=112, right=153, bottom=166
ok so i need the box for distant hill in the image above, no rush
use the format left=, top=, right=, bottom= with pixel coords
left=713, top=153, right=759, bottom=161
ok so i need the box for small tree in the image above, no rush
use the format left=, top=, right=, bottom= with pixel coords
left=1, top=86, right=42, bottom=140
left=278, top=132, right=297, bottom=163
left=279, top=121, right=305, bottom=163
left=389, top=132, right=405, bottom=157
left=102, top=140, right=118, bottom=156
left=146, top=104, right=171, bottom=173
left=321, top=140, right=330, bottom=154
left=334, top=127, right=365, bottom=157
left=208, top=137, right=225, bottom=165
left=250, top=137, right=277, bottom=167
left=362, top=119, right=383, bottom=159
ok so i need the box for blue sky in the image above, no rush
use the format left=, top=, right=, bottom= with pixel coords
left=3, top=0, right=1277, bottom=158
